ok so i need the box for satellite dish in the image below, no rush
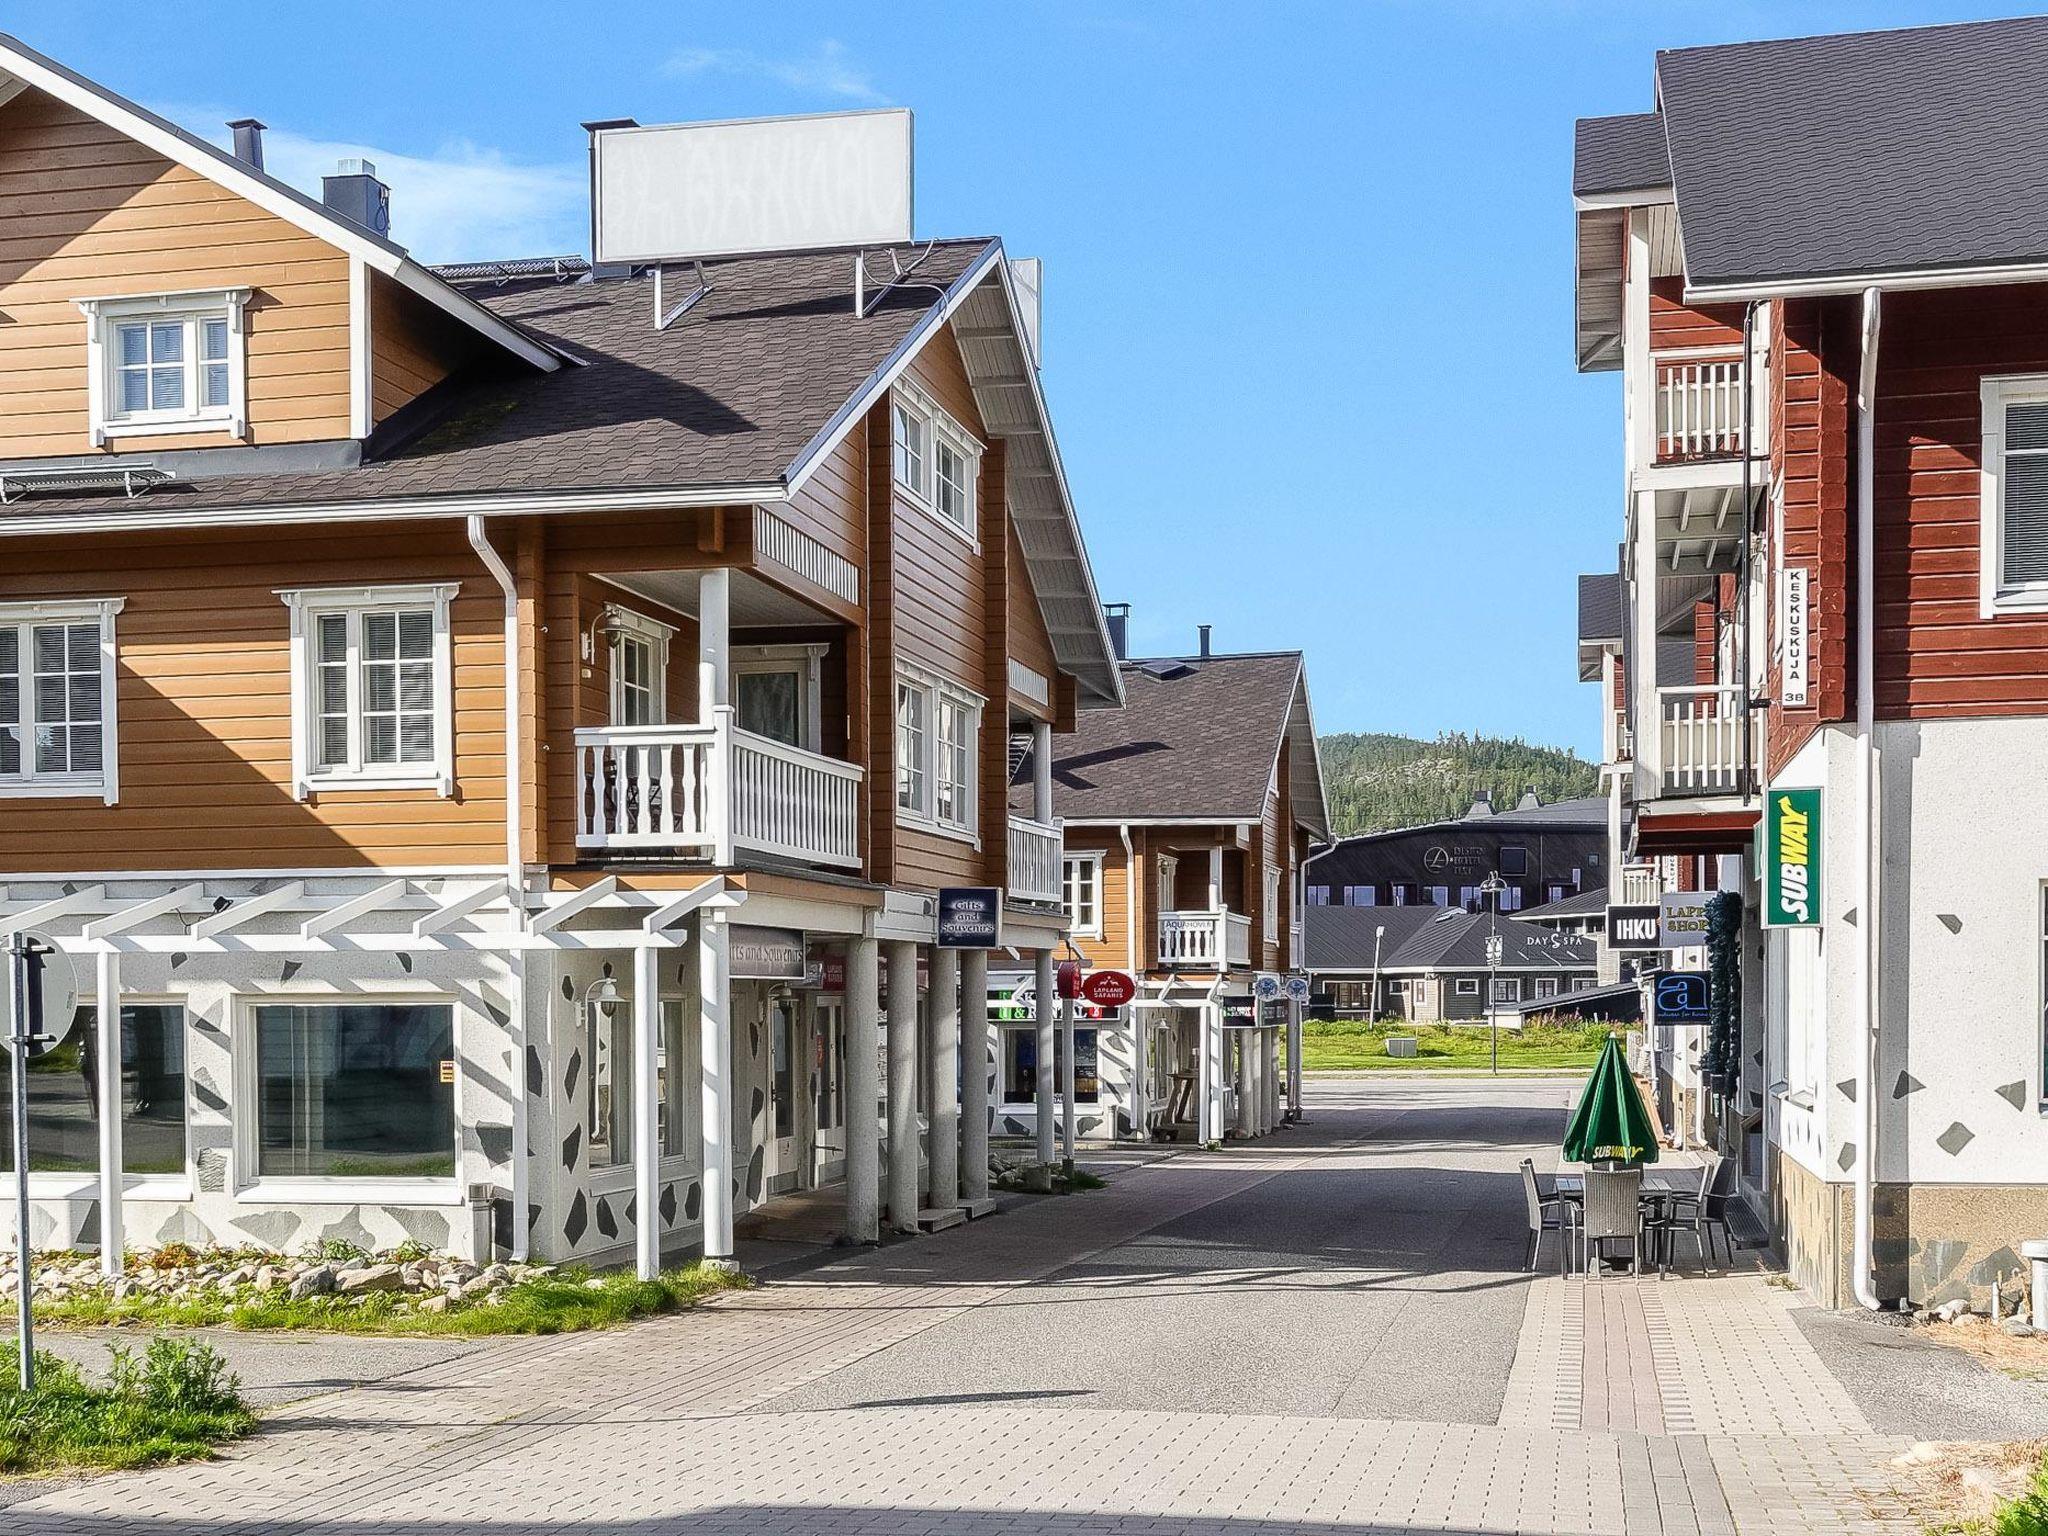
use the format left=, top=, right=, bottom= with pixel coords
left=2, top=934, right=77, bottom=1058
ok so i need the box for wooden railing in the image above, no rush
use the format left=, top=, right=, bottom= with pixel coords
left=1657, top=684, right=1749, bottom=796
left=1158, top=910, right=1252, bottom=970
left=1007, top=815, right=1062, bottom=904
left=1655, top=355, right=1744, bottom=462
left=1619, top=863, right=1662, bottom=907
left=574, top=714, right=862, bottom=868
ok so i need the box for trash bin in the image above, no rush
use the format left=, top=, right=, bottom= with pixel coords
left=1386, top=1036, right=1417, bottom=1059
left=2023, top=1238, right=2048, bottom=1331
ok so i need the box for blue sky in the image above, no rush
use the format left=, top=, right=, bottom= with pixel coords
left=10, top=1, right=2034, bottom=758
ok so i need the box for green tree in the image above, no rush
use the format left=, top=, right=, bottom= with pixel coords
left=1318, top=731, right=1599, bottom=837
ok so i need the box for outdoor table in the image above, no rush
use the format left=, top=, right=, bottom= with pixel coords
left=1551, top=1170, right=1696, bottom=1268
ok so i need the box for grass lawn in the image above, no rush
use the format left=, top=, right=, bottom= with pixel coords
left=1, top=1338, right=254, bottom=1475
left=1297, top=1018, right=1615, bottom=1073
left=4, top=1262, right=748, bottom=1339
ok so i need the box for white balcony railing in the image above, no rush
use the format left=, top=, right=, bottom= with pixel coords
left=1619, top=863, right=1661, bottom=907
left=575, top=714, right=863, bottom=868
left=1655, top=355, right=1744, bottom=463
left=1657, top=684, right=1749, bottom=796
left=1158, top=910, right=1253, bottom=970
left=1007, top=815, right=1063, bottom=905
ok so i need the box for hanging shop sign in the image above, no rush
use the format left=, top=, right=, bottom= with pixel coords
left=729, top=925, right=808, bottom=981
left=803, top=945, right=845, bottom=993
left=936, top=886, right=1003, bottom=948
left=1079, top=970, right=1136, bottom=1008
left=1650, top=970, right=1710, bottom=1029
left=1606, top=904, right=1661, bottom=948
left=1764, top=787, right=1823, bottom=927
left=1260, top=998, right=1290, bottom=1027
left=1779, top=566, right=1811, bottom=708
left=1658, top=892, right=1712, bottom=951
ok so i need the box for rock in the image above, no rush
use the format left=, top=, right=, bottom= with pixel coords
left=457, top=1274, right=498, bottom=1300
left=583, top=1278, right=607, bottom=1291
left=1934, top=1299, right=1972, bottom=1323
left=1911, top=1310, right=1934, bottom=1324
left=399, top=1263, right=425, bottom=1290
left=2001, top=1319, right=2037, bottom=1338
left=417, top=1294, right=451, bottom=1315
left=254, top=1264, right=285, bottom=1291
left=1953, top=1312, right=1988, bottom=1330
left=289, top=1265, right=337, bottom=1300
left=337, top=1264, right=402, bottom=1295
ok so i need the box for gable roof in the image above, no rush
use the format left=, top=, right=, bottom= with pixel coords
left=1018, top=651, right=1328, bottom=835
left=1657, top=16, right=2048, bottom=294
left=1520, top=888, right=1608, bottom=922
left=1305, top=904, right=1596, bottom=973
left=1311, top=794, right=1607, bottom=860
left=0, top=32, right=561, bottom=376
left=1573, top=112, right=1669, bottom=199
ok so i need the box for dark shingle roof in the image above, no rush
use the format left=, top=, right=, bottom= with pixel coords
left=1657, top=16, right=2048, bottom=288
left=1018, top=652, right=1308, bottom=824
left=1520, top=888, right=1608, bottom=921
left=1578, top=572, right=1622, bottom=643
left=1573, top=112, right=1669, bottom=197
left=1316, top=795, right=1607, bottom=856
left=0, top=241, right=992, bottom=520
left=1306, top=905, right=1596, bottom=973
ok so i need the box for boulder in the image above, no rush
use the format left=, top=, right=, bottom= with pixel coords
left=2001, top=1319, right=2037, bottom=1338
left=417, top=1294, right=451, bottom=1315
left=289, top=1264, right=337, bottom=1300
left=337, top=1264, right=403, bottom=1295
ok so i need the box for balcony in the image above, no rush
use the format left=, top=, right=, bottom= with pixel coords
left=574, top=716, right=863, bottom=868
left=1619, top=863, right=1661, bottom=906
left=1654, top=355, right=1744, bottom=464
left=1656, top=684, right=1751, bottom=797
left=1158, top=910, right=1252, bottom=970
left=1007, top=814, right=1062, bottom=905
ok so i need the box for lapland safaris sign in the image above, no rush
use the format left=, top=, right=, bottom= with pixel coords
left=1764, top=788, right=1822, bottom=928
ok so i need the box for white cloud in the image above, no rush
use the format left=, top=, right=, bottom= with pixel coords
left=160, top=106, right=585, bottom=264
left=663, top=40, right=882, bottom=103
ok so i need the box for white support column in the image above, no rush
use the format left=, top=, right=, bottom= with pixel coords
left=845, top=937, right=880, bottom=1243
left=1129, top=1008, right=1149, bottom=1141
left=95, top=950, right=122, bottom=1279
left=1199, top=1001, right=1223, bottom=1144
left=1032, top=720, right=1053, bottom=823
left=699, top=912, right=736, bottom=1270
left=508, top=951, right=530, bottom=1261
left=1060, top=992, right=1078, bottom=1171
left=633, top=942, right=661, bottom=1280
left=1033, top=949, right=1057, bottom=1171
left=1207, top=847, right=1224, bottom=911
left=885, top=940, right=919, bottom=1233
left=698, top=568, right=730, bottom=717
left=928, top=946, right=960, bottom=1211
left=1233, top=1029, right=1252, bottom=1137
left=1287, top=997, right=1303, bottom=1122
left=959, top=948, right=990, bottom=1206
left=1632, top=485, right=1663, bottom=796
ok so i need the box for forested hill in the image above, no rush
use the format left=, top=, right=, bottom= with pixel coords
left=1317, top=732, right=1600, bottom=838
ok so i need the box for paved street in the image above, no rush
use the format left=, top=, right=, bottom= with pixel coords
left=9, top=1076, right=2041, bottom=1534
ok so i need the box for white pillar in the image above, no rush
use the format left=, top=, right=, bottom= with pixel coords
left=1233, top=1029, right=1252, bottom=1137
left=1207, top=847, right=1224, bottom=911
left=959, top=948, right=990, bottom=1204
left=1032, top=719, right=1053, bottom=823
left=699, top=914, right=736, bottom=1270
left=845, top=937, right=880, bottom=1243
left=1060, top=992, right=1078, bottom=1168
left=508, top=951, right=530, bottom=1260
left=1198, top=1001, right=1222, bottom=1144
left=885, top=940, right=919, bottom=1232
left=1033, top=949, right=1057, bottom=1169
left=1129, top=1009, right=1149, bottom=1141
left=698, top=568, right=730, bottom=716
left=95, top=950, right=122, bottom=1279
left=633, top=942, right=662, bottom=1280
left=1287, top=997, right=1303, bottom=1121
left=928, top=946, right=960, bottom=1210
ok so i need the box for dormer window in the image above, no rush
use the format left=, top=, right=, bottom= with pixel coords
left=75, top=288, right=252, bottom=445
left=889, top=380, right=981, bottom=544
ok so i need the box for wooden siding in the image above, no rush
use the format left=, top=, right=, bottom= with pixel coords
left=368, top=271, right=484, bottom=424
left=1649, top=278, right=1746, bottom=351
left=0, top=523, right=508, bottom=872
left=1063, top=827, right=1138, bottom=973
left=1006, top=518, right=1057, bottom=720
left=0, top=89, right=352, bottom=456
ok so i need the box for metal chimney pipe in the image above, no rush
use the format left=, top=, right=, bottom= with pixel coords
left=1197, top=624, right=1212, bottom=659
left=227, top=118, right=266, bottom=171
left=1103, top=603, right=1130, bottom=662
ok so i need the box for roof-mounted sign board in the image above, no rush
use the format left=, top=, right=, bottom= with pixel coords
left=592, top=109, right=914, bottom=266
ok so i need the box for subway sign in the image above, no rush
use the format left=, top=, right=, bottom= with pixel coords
left=1764, top=787, right=1822, bottom=927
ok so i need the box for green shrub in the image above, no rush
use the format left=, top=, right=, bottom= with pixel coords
left=1993, top=1450, right=2048, bottom=1536
left=0, top=1340, right=252, bottom=1473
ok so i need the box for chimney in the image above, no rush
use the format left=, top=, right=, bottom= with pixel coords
left=1197, top=624, right=1212, bottom=659
left=1103, top=602, right=1130, bottom=662
left=1517, top=790, right=1542, bottom=811
left=322, top=158, right=391, bottom=238
left=227, top=118, right=266, bottom=172
left=1465, top=790, right=1495, bottom=819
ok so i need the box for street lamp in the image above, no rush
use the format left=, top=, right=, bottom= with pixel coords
left=1370, top=924, right=1386, bottom=1021
left=1478, top=874, right=1509, bottom=1075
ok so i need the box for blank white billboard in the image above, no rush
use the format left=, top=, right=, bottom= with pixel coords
left=593, top=109, right=913, bottom=265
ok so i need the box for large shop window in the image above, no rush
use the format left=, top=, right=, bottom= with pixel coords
left=587, top=997, right=701, bottom=1172
left=1981, top=377, right=2048, bottom=614
left=999, top=1023, right=1102, bottom=1105
left=253, top=1003, right=455, bottom=1180
left=280, top=584, right=457, bottom=796
left=0, top=599, right=124, bottom=804
left=0, top=1005, right=186, bottom=1175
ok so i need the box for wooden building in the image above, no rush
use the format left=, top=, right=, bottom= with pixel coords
left=1012, top=620, right=1328, bottom=1142
left=0, top=35, right=1123, bottom=1277
left=1572, top=15, right=2048, bottom=1310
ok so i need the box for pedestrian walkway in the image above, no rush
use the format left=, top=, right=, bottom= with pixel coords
left=0, top=1079, right=1979, bottom=1534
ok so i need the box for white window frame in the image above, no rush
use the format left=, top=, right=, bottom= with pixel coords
left=14, top=992, right=192, bottom=1200
left=75, top=287, right=252, bottom=445
left=1063, top=853, right=1104, bottom=939
left=894, top=665, right=983, bottom=843
left=1264, top=867, right=1281, bottom=937
left=604, top=606, right=673, bottom=727
left=890, top=380, right=982, bottom=548
left=1493, top=977, right=1521, bottom=1003
left=732, top=643, right=828, bottom=750
left=1385, top=977, right=1409, bottom=996
left=1455, top=977, right=1480, bottom=997
left=229, top=991, right=465, bottom=1206
left=0, top=597, right=124, bottom=804
left=1979, top=374, right=2048, bottom=616
left=279, top=583, right=458, bottom=797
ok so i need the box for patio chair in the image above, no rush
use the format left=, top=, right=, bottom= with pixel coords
left=1580, top=1166, right=1645, bottom=1277
left=1520, top=1158, right=1577, bottom=1275
left=1653, top=1155, right=1738, bottom=1274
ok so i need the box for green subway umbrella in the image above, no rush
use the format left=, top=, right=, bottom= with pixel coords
left=1562, top=1033, right=1660, bottom=1166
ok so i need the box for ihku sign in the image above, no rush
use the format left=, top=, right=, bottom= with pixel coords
left=1606, top=904, right=1660, bottom=948
left=1764, top=788, right=1822, bottom=927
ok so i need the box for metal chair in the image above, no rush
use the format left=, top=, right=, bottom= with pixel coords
left=1654, top=1155, right=1739, bottom=1274
left=1521, top=1158, right=1577, bottom=1275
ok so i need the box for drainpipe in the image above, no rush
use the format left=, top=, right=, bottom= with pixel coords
left=1852, top=288, right=1883, bottom=1312
left=466, top=515, right=529, bottom=1260
left=1120, top=822, right=1141, bottom=1114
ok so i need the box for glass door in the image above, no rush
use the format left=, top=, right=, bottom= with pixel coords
left=768, top=994, right=799, bottom=1190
